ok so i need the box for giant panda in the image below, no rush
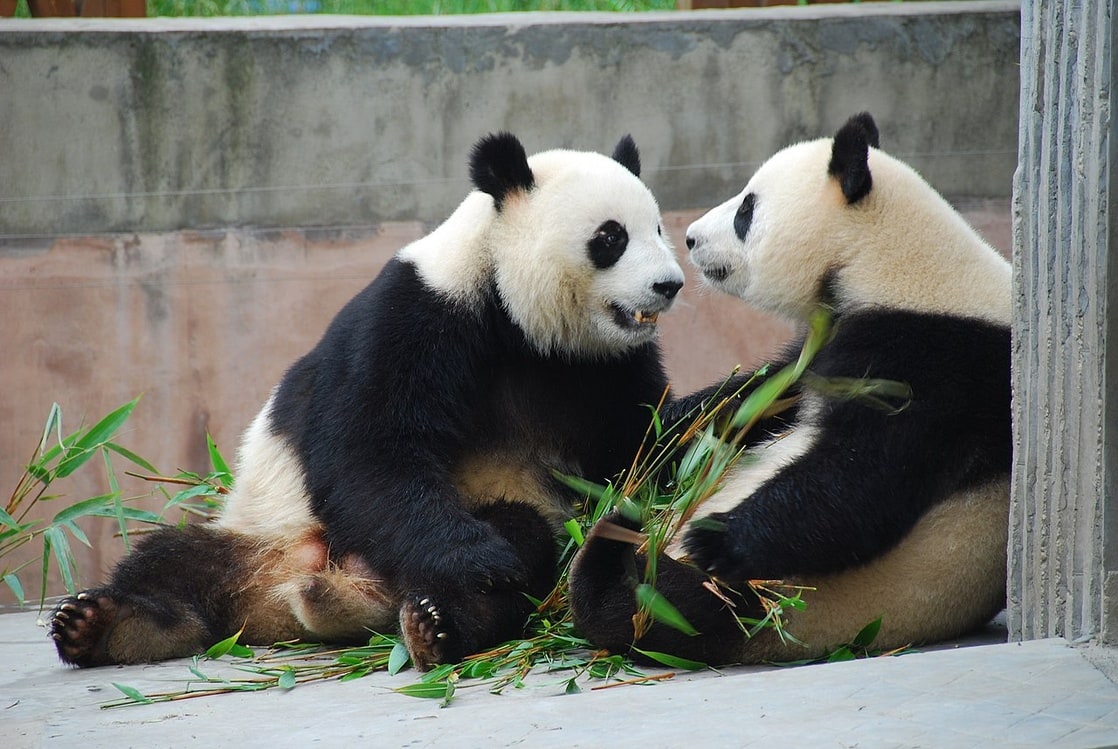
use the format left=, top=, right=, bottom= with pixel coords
left=568, top=112, right=1012, bottom=665
left=49, top=133, right=685, bottom=670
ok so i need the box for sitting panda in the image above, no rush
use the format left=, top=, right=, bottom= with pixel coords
left=50, top=133, right=685, bottom=670
left=569, top=112, right=1012, bottom=665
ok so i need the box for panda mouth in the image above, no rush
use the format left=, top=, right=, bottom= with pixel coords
left=610, top=303, right=661, bottom=330
left=703, top=265, right=731, bottom=283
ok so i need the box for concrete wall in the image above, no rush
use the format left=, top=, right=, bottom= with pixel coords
left=0, top=3, right=1020, bottom=603
left=1010, top=0, right=1117, bottom=645
left=0, top=3, right=1020, bottom=237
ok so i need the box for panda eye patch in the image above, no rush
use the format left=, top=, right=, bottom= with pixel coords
left=589, top=220, right=629, bottom=269
left=734, top=192, right=756, bottom=241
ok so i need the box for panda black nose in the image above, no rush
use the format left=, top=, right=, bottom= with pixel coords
left=685, top=235, right=697, bottom=250
left=653, top=280, right=683, bottom=300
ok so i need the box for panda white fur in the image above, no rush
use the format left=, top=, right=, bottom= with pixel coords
left=569, top=113, right=1011, bottom=665
left=50, top=133, right=684, bottom=670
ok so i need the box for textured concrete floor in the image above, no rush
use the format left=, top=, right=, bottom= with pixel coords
left=4, top=610, right=1118, bottom=749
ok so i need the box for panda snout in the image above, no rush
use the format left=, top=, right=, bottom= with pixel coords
left=685, top=234, right=698, bottom=251
left=652, top=279, right=683, bottom=300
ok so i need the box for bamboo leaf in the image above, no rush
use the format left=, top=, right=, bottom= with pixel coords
left=101, top=449, right=131, bottom=552
left=61, top=520, right=92, bottom=549
left=339, top=667, right=371, bottom=682
left=43, top=526, right=76, bottom=594
left=54, top=398, right=140, bottom=479
left=395, top=681, right=451, bottom=699
left=3, top=572, right=25, bottom=604
left=387, top=642, right=410, bottom=675
left=616, top=497, right=643, bottom=524
left=563, top=518, right=584, bottom=547
left=111, top=682, right=153, bottom=705
left=420, top=663, right=457, bottom=683
left=228, top=643, right=254, bottom=658
left=461, top=659, right=497, bottom=679
left=86, top=506, right=165, bottom=525
left=104, top=442, right=159, bottom=474
left=277, top=667, right=297, bottom=690
left=38, top=402, right=63, bottom=455
left=206, top=433, right=234, bottom=488
left=634, top=584, right=697, bottom=636
left=165, top=484, right=221, bottom=508
left=50, top=494, right=118, bottom=526
left=632, top=648, right=707, bottom=671
left=74, top=398, right=140, bottom=452
left=0, top=506, right=20, bottom=530
left=441, top=676, right=456, bottom=708
left=851, top=617, right=882, bottom=649
left=647, top=404, right=664, bottom=438
left=205, top=628, right=247, bottom=659
left=552, top=472, right=611, bottom=502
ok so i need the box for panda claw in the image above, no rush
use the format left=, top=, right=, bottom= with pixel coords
left=400, top=595, right=457, bottom=671
left=49, top=590, right=122, bottom=668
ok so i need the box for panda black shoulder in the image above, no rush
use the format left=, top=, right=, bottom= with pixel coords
left=804, top=308, right=1012, bottom=487
left=267, top=256, right=496, bottom=447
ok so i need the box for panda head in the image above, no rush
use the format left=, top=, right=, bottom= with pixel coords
left=472, top=133, right=684, bottom=359
left=684, top=112, right=1010, bottom=324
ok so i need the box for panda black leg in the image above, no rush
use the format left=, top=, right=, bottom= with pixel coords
left=568, top=512, right=646, bottom=653
left=569, top=512, right=759, bottom=666
left=49, top=525, right=289, bottom=667
left=398, top=500, right=557, bottom=670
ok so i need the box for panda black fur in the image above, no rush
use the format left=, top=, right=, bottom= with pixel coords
left=50, top=133, right=685, bottom=670
left=569, top=113, right=1012, bottom=665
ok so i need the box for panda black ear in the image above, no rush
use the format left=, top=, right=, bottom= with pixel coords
left=469, top=132, right=536, bottom=210
left=611, top=135, right=641, bottom=178
left=828, top=112, right=880, bottom=204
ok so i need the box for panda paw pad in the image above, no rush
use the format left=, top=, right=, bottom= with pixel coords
left=49, top=591, right=124, bottom=667
left=400, top=595, right=455, bottom=671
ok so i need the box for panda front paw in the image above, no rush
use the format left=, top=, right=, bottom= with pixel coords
left=399, top=594, right=459, bottom=671
left=683, top=513, right=755, bottom=581
left=437, top=534, right=526, bottom=594
left=49, top=589, right=128, bottom=668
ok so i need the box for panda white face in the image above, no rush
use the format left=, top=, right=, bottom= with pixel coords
left=490, top=146, right=684, bottom=358
left=685, top=138, right=846, bottom=321
left=684, top=113, right=1012, bottom=325
left=402, top=133, right=683, bottom=359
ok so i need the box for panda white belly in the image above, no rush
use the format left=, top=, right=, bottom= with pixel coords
left=216, top=394, right=318, bottom=540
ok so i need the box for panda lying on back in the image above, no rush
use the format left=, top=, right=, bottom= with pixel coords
left=50, top=133, right=684, bottom=670
left=569, top=113, right=1012, bottom=664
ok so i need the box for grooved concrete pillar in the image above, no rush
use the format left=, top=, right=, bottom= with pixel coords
left=1010, top=0, right=1118, bottom=643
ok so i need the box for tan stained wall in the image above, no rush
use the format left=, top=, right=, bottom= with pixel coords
left=0, top=202, right=1009, bottom=606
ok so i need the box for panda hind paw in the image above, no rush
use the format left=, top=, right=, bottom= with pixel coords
left=49, top=590, right=127, bottom=668
left=399, top=595, right=458, bottom=671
